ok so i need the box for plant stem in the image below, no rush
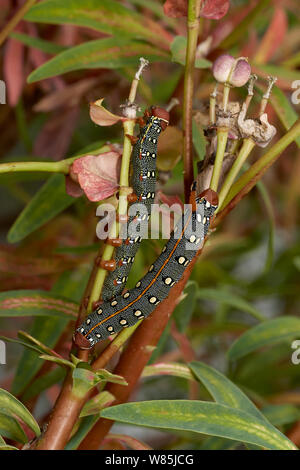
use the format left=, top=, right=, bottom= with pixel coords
left=182, top=0, right=204, bottom=202
left=209, top=128, right=229, bottom=191
left=0, top=145, right=110, bottom=176
left=217, top=138, right=255, bottom=209
left=0, top=0, right=37, bottom=47
left=0, top=160, right=70, bottom=174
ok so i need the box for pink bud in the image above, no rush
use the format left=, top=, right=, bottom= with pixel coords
left=212, top=54, right=235, bottom=83
left=212, top=55, right=251, bottom=87
left=230, top=59, right=251, bottom=87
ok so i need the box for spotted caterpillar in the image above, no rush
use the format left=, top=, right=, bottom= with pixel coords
left=101, top=107, right=169, bottom=301
left=74, top=187, right=218, bottom=349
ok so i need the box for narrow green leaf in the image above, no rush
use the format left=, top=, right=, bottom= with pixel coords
left=10, top=32, right=66, bottom=54
left=228, top=316, right=300, bottom=361
left=0, top=290, right=78, bottom=318
left=101, top=400, right=297, bottom=450
left=28, top=38, right=169, bottom=83
left=80, top=391, right=115, bottom=418
left=170, top=36, right=211, bottom=68
left=0, top=412, right=27, bottom=444
left=0, top=389, right=40, bottom=437
left=262, top=404, right=300, bottom=427
left=189, top=362, right=265, bottom=422
left=12, top=268, right=88, bottom=396
left=25, top=0, right=170, bottom=49
left=39, top=354, right=74, bottom=369
left=0, top=445, right=19, bottom=450
left=8, top=174, right=75, bottom=243
left=142, top=362, right=195, bottom=382
left=196, top=288, right=265, bottom=321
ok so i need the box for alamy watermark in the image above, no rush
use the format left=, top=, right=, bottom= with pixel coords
left=0, top=80, right=6, bottom=104
left=95, top=201, right=207, bottom=251
left=291, top=339, right=300, bottom=365
left=291, top=80, right=300, bottom=105
left=0, top=340, right=6, bottom=365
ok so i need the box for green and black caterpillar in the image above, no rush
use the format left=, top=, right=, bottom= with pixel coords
left=101, top=107, right=169, bottom=301
left=74, top=186, right=218, bottom=349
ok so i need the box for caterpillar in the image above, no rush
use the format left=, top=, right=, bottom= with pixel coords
left=101, top=107, right=169, bottom=301
left=74, top=186, right=218, bottom=349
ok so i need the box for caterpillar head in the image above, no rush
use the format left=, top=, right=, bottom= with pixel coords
left=151, top=107, right=169, bottom=130
left=73, top=330, right=94, bottom=349
left=197, top=189, right=219, bottom=208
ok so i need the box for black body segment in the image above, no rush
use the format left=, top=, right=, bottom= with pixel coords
left=76, top=190, right=218, bottom=348
left=101, top=114, right=166, bottom=301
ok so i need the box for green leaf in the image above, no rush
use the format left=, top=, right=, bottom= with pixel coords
left=12, top=268, right=89, bottom=396
left=0, top=445, right=19, bottom=450
left=101, top=400, right=297, bottom=450
left=38, top=354, right=74, bottom=369
left=80, top=391, right=115, bottom=418
left=0, top=389, right=40, bottom=437
left=25, top=0, right=170, bottom=49
left=142, top=362, right=195, bottom=382
left=189, top=362, right=265, bottom=421
left=72, top=367, right=127, bottom=398
left=170, top=36, right=211, bottom=68
left=0, top=412, right=27, bottom=444
left=0, top=290, right=78, bottom=318
left=262, top=404, right=300, bottom=427
left=173, top=281, right=197, bottom=332
left=196, top=288, right=265, bottom=322
left=228, top=316, right=300, bottom=361
left=8, top=174, right=75, bottom=243
left=270, top=86, right=300, bottom=148
left=28, top=38, right=169, bottom=83
left=10, top=32, right=66, bottom=55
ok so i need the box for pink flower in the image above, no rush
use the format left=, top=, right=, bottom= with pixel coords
left=68, top=151, right=121, bottom=202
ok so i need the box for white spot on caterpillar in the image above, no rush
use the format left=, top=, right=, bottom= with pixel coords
left=134, top=310, right=142, bottom=317
left=123, top=292, right=130, bottom=299
left=80, top=328, right=85, bottom=333
left=189, top=235, right=196, bottom=243
left=178, top=256, right=186, bottom=265
left=107, top=326, right=114, bottom=332
left=97, top=308, right=103, bottom=315
left=119, top=319, right=127, bottom=326
left=152, top=153, right=156, bottom=158
left=206, top=201, right=211, bottom=208
left=164, top=277, right=172, bottom=285
left=111, top=300, right=117, bottom=307
left=202, top=217, right=206, bottom=224
left=86, top=319, right=91, bottom=325
left=149, top=296, right=158, bottom=304
left=162, top=246, right=167, bottom=253
left=146, top=151, right=150, bottom=156
left=96, top=334, right=101, bottom=338
left=197, top=214, right=202, bottom=223
left=149, top=264, right=154, bottom=272
left=136, top=281, right=141, bottom=288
